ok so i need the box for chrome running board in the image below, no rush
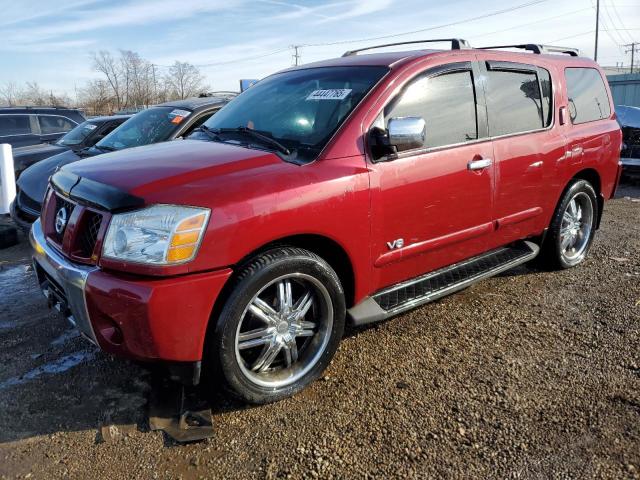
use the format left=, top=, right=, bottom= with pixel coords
left=348, top=241, right=539, bottom=326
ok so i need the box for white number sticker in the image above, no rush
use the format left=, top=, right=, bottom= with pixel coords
left=306, top=89, right=352, bottom=101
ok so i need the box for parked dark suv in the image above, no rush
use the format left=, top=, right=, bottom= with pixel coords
left=0, top=107, right=85, bottom=148
left=12, top=115, right=130, bottom=177
left=616, top=105, right=640, bottom=180
left=30, top=40, right=621, bottom=405
left=13, top=95, right=234, bottom=227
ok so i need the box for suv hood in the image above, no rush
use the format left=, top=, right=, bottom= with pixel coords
left=17, top=149, right=81, bottom=203
left=63, top=139, right=284, bottom=200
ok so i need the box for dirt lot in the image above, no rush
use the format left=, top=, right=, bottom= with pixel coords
left=0, top=183, right=638, bottom=480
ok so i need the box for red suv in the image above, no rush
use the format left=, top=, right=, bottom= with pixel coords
left=30, top=40, right=622, bottom=404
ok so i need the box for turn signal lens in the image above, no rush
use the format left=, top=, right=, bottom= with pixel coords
left=167, top=245, right=197, bottom=262
left=170, top=231, right=199, bottom=247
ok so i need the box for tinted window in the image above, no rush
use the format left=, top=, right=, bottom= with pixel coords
left=39, top=115, right=76, bottom=134
left=385, top=70, right=478, bottom=149
left=539, top=68, right=553, bottom=127
left=0, top=115, right=31, bottom=136
left=97, top=107, right=184, bottom=151
left=565, top=68, right=611, bottom=124
left=184, top=111, right=216, bottom=136
left=57, top=121, right=99, bottom=146
left=485, top=66, right=551, bottom=136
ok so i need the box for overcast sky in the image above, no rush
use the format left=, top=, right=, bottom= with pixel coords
left=0, top=0, right=639, bottom=96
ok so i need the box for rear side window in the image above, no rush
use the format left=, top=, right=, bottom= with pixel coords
left=485, top=64, right=553, bottom=137
left=0, top=115, right=32, bottom=136
left=38, top=115, right=76, bottom=134
left=565, top=68, right=611, bottom=124
left=385, top=70, right=478, bottom=149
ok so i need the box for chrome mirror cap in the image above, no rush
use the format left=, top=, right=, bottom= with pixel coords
left=388, top=116, right=426, bottom=152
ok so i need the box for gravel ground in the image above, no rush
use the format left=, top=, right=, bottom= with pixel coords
left=0, top=183, right=638, bottom=480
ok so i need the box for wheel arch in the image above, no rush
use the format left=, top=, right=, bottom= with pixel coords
left=571, top=168, right=603, bottom=229
left=233, top=234, right=357, bottom=309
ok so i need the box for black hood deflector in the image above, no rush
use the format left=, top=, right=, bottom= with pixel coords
left=50, top=170, right=145, bottom=212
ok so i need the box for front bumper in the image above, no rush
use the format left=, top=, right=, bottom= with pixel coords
left=10, top=198, right=39, bottom=232
left=30, top=218, right=234, bottom=380
left=30, top=218, right=99, bottom=343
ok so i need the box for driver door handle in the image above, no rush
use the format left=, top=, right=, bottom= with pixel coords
left=468, top=158, right=492, bottom=171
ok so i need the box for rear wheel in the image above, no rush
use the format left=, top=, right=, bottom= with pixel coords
left=538, top=179, right=598, bottom=269
left=207, top=247, right=345, bottom=404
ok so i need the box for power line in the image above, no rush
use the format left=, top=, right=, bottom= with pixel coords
left=153, top=47, right=291, bottom=69
left=602, top=0, right=629, bottom=45
left=608, top=0, right=636, bottom=43
left=467, top=7, right=593, bottom=40
left=300, top=0, right=549, bottom=48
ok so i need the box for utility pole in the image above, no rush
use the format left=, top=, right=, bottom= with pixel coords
left=291, top=45, right=301, bottom=66
left=624, top=43, right=640, bottom=74
left=594, top=0, right=600, bottom=61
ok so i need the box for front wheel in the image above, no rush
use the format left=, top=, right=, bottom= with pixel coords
left=207, top=247, right=346, bottom=404
left=538, top=179, right=598, bottom=269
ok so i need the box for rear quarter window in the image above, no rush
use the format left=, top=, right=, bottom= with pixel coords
left=38, top=115, right=76, bottom=134
left=565, top=67, right=611, bottom=124
left=0, top=115, right=32, bottom=136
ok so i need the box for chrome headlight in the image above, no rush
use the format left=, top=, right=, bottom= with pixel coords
left=102, top=205, right=210, bottom=265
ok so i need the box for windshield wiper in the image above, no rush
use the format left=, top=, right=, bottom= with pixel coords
left=213, top=127, right=290, bottom=155
left=193, top=125, right=222, bottom=142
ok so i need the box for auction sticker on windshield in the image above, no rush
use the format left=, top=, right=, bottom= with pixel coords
left=306, top=89, right=352, bottom=100
left=168, top=108, right=192, bottom=124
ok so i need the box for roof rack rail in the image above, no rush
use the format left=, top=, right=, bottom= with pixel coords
left=342, top=38, right=471, bottom=57
left=478, top=44, right=579, bottom=56
left=198, top=91, right=238, bottom=98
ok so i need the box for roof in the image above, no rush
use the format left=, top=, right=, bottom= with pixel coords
left=86, top=114, right=132, bottom=123
left=157, top=95, right=236, bottom=110
left=288, top=47, right=594, bottom=72
left=0, top=106, right=83, bottom=113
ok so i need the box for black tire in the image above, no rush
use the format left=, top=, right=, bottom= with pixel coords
left=0, top=223, right=19, bottom=250
left=537, top=179, right=598, bottom=270
left=207, top=247, right=346, bottom=404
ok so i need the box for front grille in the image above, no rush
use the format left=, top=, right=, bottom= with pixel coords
left=77, top=211, right=102, bottom=258
left=50, top=194, right=75, bottom=244
left=18, top=189, right=42, bottom=214
left=43, top=190, right=107, bottom=265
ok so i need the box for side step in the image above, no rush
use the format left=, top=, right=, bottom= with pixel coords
left=348, top=240, right=539, bottom=326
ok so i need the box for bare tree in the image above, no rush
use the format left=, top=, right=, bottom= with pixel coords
left=165, top=61, right=207, bottom=99
left=80, top=79, right=115, bottom=115
left=120, top=50, right=155, bottom=108
left=93, top=50, right=123, bottom=110
left=0, top=81, right=21, bottom=106
left=22, top=82, right=48, bottom=106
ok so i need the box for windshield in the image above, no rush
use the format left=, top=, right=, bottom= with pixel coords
left=199, top=66, right=388, bottom=163
left=57, top=121, right=99, bottom=146
left=96, top=107, right=189, bottom=151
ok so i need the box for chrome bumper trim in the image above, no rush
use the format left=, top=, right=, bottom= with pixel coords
left=29, top=219, right=99, bottom=344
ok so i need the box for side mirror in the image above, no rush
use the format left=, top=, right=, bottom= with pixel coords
left=388, top=117, right=426, bottom=152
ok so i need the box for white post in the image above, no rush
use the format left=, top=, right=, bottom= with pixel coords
left=0, top=144, right=16, bottom=215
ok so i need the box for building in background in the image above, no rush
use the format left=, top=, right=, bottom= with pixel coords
left=607, top=73, right=640, bottom=108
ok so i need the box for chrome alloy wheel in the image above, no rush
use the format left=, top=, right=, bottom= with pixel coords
left=560, top=192, right=594, bottom=261
left=234, top=273, right=333, bottom=388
